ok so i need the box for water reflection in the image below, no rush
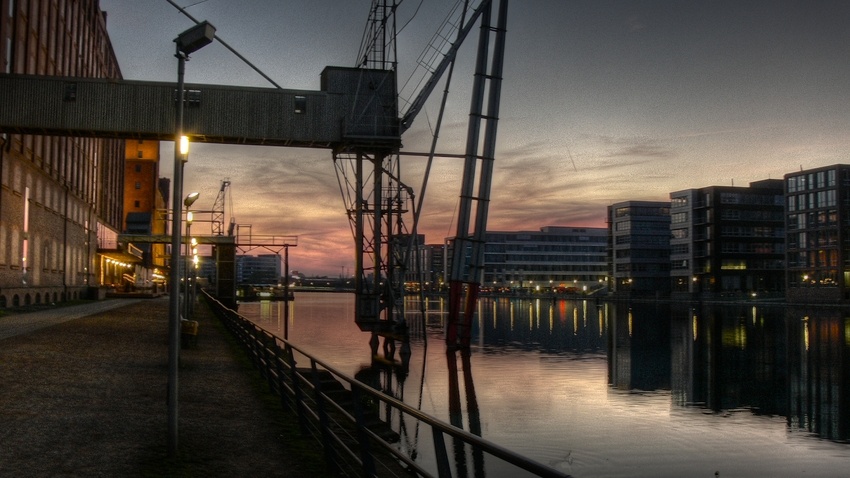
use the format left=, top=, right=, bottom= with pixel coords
left=244, top=294, right=850, bottom=476
left=446, top=348, right=484, bottom=478
left=472, top=297, right=607, bottom=353
left=412, top=296, right=850, bottom=443
left=787, top=308, right=850, bottom=441
left=609, top=303, right=671, bottom=392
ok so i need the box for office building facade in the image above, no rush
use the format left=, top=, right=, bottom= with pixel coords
left=608, top=200, right=671, bottom=295
left=236, top=254, right=282, bottom=285
left=669, top=180, right=785, bottom=298
left=482, top=226, right=608, bottom=293
left=784, top=164, right=850, bottom=302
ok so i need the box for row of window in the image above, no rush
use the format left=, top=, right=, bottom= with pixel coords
left=613, top=235, right=670, bottom=245
left=787, top=190, right=837, bottom=211
left=787, top=170, right=837, bottom=193
left=719, top=192, right=783, bottom=206
left=484, top=254, right=607, bottom=263
left=613, top=206, right=670, bottom=218
left=788, top=211, right=839, bottom=229
left=787, top=231, right=840, bottom=249
left=485, top=244, right=606, bottom=254
left=486, top=234, right=606, bottom=244
left=787, top=250, right=841, bottom=268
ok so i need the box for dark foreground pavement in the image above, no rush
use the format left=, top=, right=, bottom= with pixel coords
left=0, top=296, right=326, bottom=477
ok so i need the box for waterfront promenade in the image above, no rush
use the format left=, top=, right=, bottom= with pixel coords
left=0, top=296, right=324, bottom=477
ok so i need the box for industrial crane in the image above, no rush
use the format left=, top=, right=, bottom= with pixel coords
left=334, top=0, right=508, bottom=348
left=0, top=0, right=508, bottom=350
left=211, top=178, right=235, bottom=236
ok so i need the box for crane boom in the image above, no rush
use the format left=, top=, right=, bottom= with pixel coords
left=399, top=0, right=491, bottom=134
left=212, top=179, right=231, bottom=236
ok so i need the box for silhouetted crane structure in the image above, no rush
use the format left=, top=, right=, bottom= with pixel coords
left=0, top=0, right=508, bottom=350
left=211, top=178, right=234, bottom=236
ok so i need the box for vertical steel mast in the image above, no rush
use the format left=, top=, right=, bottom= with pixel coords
left=334, top=1, right=409, bottom=356
left=446, top=0, right=508, bottom=348
left=335, top=0, right=508, bottom=352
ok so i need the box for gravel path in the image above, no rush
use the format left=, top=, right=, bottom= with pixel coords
left=0, top=297, right=326, bottom=477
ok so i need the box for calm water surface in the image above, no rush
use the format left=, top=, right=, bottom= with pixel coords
left=240, top=292, right=850, bottom=478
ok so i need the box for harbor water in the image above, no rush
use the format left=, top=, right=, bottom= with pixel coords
left=240, top=292, right=850, bottom=477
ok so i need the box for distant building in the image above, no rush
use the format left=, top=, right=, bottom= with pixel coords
left=123, top=140, right=166, bottom=272
left=669, top=180, right=785, bottom=298
left=0, top=0, right=124, bottom=307
left=424, top=243, right=447, bottom=290
left=784, top=164, right=850, bottom=303
left=481, top=226, right=608, bottom=293
left=236, top=254, right=282, bottom=285
left=392, top=233, right=425, bottom=284
left=406, top=242, right=447, bottom=291
left=607, top=200, right=671, bottom=296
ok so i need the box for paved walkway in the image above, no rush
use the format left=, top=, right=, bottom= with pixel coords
left=0, top=297, right=325, bottom=477
left=0, top=298, right=143, bottom=340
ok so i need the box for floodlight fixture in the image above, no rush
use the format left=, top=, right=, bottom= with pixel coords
left=175, top=21, right=216, bottom=56
left=184, top=192, right=200, bottom=208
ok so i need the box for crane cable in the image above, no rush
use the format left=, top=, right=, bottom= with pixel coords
left=165, top=0, right=283, bottom=89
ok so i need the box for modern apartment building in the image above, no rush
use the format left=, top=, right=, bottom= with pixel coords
left=784, top=164, right=850, bottom=303
left=607, top=200, right=671, bottom=296
left=0, top=1, right=125, bottom=307
left=236, top=254, right=282, bottom=285
left=481, top=226, right=608, bottom=293
left=669, top=180, right=785, bottom=298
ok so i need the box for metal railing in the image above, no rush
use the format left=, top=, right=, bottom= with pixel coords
left=201, top=290, right=571, bottom=478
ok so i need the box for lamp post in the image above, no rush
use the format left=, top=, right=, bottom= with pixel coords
left=168, top=20, right=215, bottom=458
left=183, top=192, right=199, bottom=323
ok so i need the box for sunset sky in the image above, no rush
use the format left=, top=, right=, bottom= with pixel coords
left=98, top=0, right=850, bottom=276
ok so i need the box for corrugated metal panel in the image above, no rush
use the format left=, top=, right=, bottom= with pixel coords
left=0, top=73, right=400, bottom=149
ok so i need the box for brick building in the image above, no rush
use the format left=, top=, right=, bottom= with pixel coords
left=0, top=0, right=125, bottom=307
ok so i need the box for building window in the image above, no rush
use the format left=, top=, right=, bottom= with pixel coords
left=135, top=164, right=142, bottom=172
left=671, top=212, right=688, bottom=224
left=134, top=200, right=140, bottom=208
left=671, top=243, right=689, bottom=255
left=294, top=96, right=306, bottom=114
left=134, top=182, right=141, bottom=190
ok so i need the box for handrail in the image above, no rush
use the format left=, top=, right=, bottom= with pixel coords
left=201, top=289, right=571, bottom=478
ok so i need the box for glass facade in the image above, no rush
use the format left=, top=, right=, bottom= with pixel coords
left=481, top=226, right=608, bottom=293
left=784, top=165, right=850, bottom=302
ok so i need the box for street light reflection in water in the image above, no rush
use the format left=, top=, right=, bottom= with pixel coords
left=240, top=293, right=850, bottom=477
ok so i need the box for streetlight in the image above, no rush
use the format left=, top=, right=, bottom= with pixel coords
left=183, top=192, right=199, bottom=323
left=167, top=20, right=215, bottom=458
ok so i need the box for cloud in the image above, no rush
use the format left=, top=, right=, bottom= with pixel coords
left=596, top=136, right=677, bottom=159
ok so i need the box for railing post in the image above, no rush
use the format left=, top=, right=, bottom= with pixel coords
left=310, top=361, right=336, bottom=471
left=432, top=428, right=453, bottom=478
left=350, top=385, right=377, bottom=477
left=273, top=341, right=290, bottom=409
left=286, top=344, right=308, bottom=435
